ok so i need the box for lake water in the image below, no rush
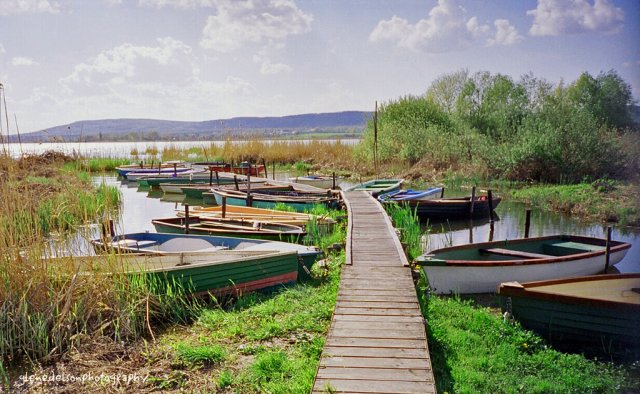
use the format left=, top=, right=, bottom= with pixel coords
left=6, top=140, right=360, bottom=159
left=72, top=174, right=640, bottom=274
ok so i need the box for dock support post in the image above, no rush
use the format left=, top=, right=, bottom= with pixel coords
left=524, top=209, right=531, bottom=238
left=222, top=196, right=227, bottom=218
left=469, top=186, right=476, bottom=216
left=184, top=204, right=190, bottom=234
left=604, top=226, right=612, bottom=272
left=488, top=190, right=494, bottom=222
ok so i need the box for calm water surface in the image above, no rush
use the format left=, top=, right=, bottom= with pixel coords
left=78, top=175, right=640, bottom=274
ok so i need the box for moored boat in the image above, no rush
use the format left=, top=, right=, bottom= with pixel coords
left=381, top=195, right=500, bottom=220
left=209, top=188, right=338, bottom=212
left=498, top=274, right=640, bottom=348
left=116, top=161, right=187, bottom=177
left=91, top=232, right=322, bottom=280
left=60, top=250, right=300, bottom=296
left=414, top=235, right=631, bottom=294
left=289, top=175, right=342, bottom=189
left=152, top=216, right=307, bottom=242
left=343, top=179, right=403, bottom=196
left=177, top=205, right=335, bottom=226
left=377, top=188, right=443, bottom=202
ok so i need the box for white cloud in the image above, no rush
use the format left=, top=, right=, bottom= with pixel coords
left=104, top=0, right=123, bottom=5
left=0, top=0, right=61, bottom=16
left=199, top=0, right=312, bottom=52
left=139, top=0, right=215, bottom=8
left=252, top=51, right=292, bottom=75
left=369, top=0, right=490, bottom=53
left=527, top=0, right=624, bottom=36
left=487, top=19, right=523, bottom=46
left=0, top=43, right=5, bottom=54
left=61, top=37, right=192, bottom=89
left=11, top=57, right=38, bottom=66
left=622, top=60, right=640, bottom=68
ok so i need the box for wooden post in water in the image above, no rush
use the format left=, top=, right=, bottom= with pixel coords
left=102, top=219, right=115, bottom=239
left=524, top=209, right=531, bottom=238
left=140, top=161, right=143, bottom=168
left=173, top=163, right=177, bottom=176
left=604, top=226, right=612, bottom=273
left=184, top=204, right=190, bottom=234
left=215, top=171, right=220, bottom=186
left=234, top=175, right=239, bottom=191
left=440, top=187, right=445, bottom=198
left=247, top=165, right=252, bottom=207
left=221, top=196, right=227, bottom=218
left=487, top=190, right=494, bottom=222
left=209, top=167, right=213, bottom=186
left=262, top=159, right=268, bottom=178
left=158, top=161, right=162, bottom=174
left=469, top=186, right=476, bottom=216
left=489, top=221, right=495, bottom=242
left=272, top=162, right=276, bottom=180
left=332, top=172, right=336, bottom=189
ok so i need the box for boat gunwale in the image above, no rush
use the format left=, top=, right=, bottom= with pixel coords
left=418, top=235, right=631, bottom=267
left=498, top=273, right=640, bottom=310
left=151, top=216, right=307, bottom=235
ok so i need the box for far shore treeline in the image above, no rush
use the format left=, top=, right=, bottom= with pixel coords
left=358, top=69, right=639, bottom=184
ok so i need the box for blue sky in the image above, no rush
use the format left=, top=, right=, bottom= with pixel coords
left=0, top=0, right=638, bottom=133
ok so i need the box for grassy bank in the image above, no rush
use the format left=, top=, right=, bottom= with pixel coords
left=509, top=181, right=640, bottom=227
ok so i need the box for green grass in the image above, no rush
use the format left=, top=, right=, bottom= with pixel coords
left=384, top=203, right=426, bottom=259
left=510, top=180, right=640, bottom=226
left=421, top=292, right=634, bottom=393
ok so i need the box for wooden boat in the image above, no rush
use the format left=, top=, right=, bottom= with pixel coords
left=125, top=168, right=202, bottom=182
left=91, top=232, right=322, bottom=281
left=377, top=188, right=443, bottom=202
left=138, top=171, right=240, bottom=187
left=58, top=250, right=299, bottom=296
left=209, top=189, right=338, bottom=213
left=176, top=205, right=335, bottom=226
left=414, top=235, right=631, bottom=294
left=116, top=161, right=186, bottom=177
left=498, top=274, right=640, bottom=348
left=289, top=175, right=342, bottom=189
left=152, top=216, right=307, bottom=242
left=344, top=179, right=403, bottom=196
left=381, top=195, right=501, bottom=220
left=232, top=161, right=266, bottom=177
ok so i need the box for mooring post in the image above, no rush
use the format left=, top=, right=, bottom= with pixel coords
left=262, top=159, right=268, bottom=178
left=488, top=189, right=494, bottom=222
left=173, top=163, right=177, bottom=176
left=102, top=219, right=114, bottom=239
left=247, top=165, right=252, bottom=207
left=440, top=187, right=445, bottom=198
left=184, top=204, right=190, bottom=234
left=604, top=226, right=612, bottom=272
left=272, top=162, right=276, bottom=180
left=139, top=161, right=143, bottom=168
left=524, top=209, right=531, bottom=238
left=234, top=175, right=239, bottom=191
left=215, top=171, right=220, bottom=186
left=209, top=167, right=213, bottom=186
left=222, top=196, right=227, bottom=218
left=469, top=186, right=476, bottom=216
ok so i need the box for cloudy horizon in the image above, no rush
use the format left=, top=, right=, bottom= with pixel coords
left=1, top=0, right=638, bottom=133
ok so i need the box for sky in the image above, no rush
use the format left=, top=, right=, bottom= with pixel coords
left=0, top=0, right=638, bottom=133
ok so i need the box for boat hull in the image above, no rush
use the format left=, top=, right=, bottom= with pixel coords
left=416, top=235, right=631, bottom=294
left=386, top=196, right=501, bottom=220
left=499, top=274, right=640, bottom=348
left=211, top=190, right=335, bottom=213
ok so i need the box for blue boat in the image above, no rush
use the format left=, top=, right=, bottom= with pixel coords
left=377, top=188, right=443, bottom=202
left=343, top=179, right=404, bottom=196
left=91, top=232, right=322, bottom=280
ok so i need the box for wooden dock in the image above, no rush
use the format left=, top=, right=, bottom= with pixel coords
left=312, top=191, right=436, bottom=393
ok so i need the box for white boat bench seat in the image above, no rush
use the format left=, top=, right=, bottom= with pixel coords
left=543, top=241, right=604, bottom=255
left=111, top=239, right=158, bottom=248
left=480, top=248, right=552, bottom=259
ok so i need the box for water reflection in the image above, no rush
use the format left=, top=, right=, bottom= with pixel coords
left=87, top=174, right=638, bottom=274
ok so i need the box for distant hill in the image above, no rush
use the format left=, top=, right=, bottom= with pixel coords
left=14, top=111, right=372, bottom=142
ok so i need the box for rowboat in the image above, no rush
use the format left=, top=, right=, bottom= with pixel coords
left=125, top=168, right=202, bottom=182
left=60, top=250, right=300, bottom=296
left=162, top=181, right=283, bottom=195
left=499, top=274, right=640, bottom=348
left=152, top=216, right=307, bottom=242
left=343, top=179, right=403, bottom=196
left=289, top=175, right=342, bottom=189
left=176, top=205, right=335, bottom=226
left=382, top=195, right=501, bottom=220
left=137, top=171, right=241, bottom=187
left=377, top=188, right=443, bottom=202
left=91, top=232, right=322, bottom=280
left=232, top=161, right=266, bottom=177
left=414, top=235, right=631, bottom=294
left=115, top=161, right=186, bottom=177
left=209, top=189, right=338, bottom=213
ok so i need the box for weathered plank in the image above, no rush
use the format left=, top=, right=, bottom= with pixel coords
left=313, top=191, right=435, bottom=393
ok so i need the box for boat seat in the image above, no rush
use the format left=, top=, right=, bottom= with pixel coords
left=480, top=248, right=552, bottom=259
left=543, top=241, right=604, bottom=256
left=161, top=238, right=222, bottom=252
left=110, top=239, right=158, bottom=249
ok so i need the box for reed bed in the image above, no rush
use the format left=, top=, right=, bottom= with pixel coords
left=0, top=152, right=201, bottom=373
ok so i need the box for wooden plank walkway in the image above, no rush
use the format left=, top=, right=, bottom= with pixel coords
left=312, top=191, right=436, bottom=393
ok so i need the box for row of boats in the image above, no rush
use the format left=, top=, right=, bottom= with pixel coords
left=115, top=162, right=638, bottom=350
